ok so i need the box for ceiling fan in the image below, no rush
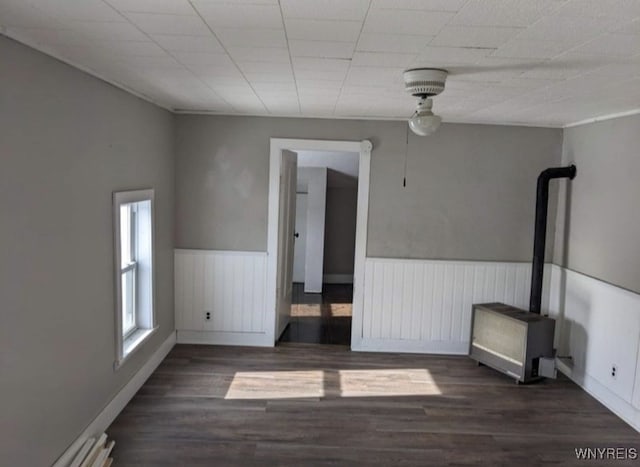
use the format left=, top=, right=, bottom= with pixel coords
left=403, top=68, right=448, bottom=136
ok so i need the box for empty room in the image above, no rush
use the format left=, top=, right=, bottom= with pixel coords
left=2, top=0, right=640, bottom=465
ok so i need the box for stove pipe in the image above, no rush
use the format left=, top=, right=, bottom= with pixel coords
left=529, top=164, right=577, bottom=314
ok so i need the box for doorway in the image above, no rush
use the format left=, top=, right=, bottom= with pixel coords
left=266, top=139, right=372, bottom=349
left=281, top=150, right=360, bottom=345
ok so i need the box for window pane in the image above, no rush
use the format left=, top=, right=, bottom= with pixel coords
left=120, top=204, right=131, bottom=267
left=122, top=269, right=136, bottom=336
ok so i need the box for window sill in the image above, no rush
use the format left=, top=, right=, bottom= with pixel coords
left=114, top=326, right=158, bottom=371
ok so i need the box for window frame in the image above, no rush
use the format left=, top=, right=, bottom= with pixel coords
left=113, top=189, right=157, bottom=370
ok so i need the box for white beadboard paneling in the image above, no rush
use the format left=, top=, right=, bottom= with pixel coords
left=174, top=249, right=268, bottom=346
left=546, top=264, right=640, bottom=432
left=355, top=258, right=533, bottom=353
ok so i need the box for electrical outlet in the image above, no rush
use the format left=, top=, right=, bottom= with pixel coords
left=205, top=311, right=211, bottom=321
left=611, top=365, right=617, bottom=379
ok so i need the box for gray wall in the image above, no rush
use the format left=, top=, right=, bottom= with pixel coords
left=554, top=114, right=640, bottom=294
left=0, top=36, right=175, bottom=466
left=176, top=115, right=562, bottom=262
left=324, top=186, right=358, bottom=275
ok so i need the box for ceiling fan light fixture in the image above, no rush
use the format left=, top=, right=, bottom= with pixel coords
left=408, top=98, right=441, bottom=136
left=403, top=68, right=447, bottom=136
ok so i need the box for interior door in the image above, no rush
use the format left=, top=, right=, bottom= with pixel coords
left=276, top=150, right=297, bottom=339
left=292, top=193, right=307, bottom=284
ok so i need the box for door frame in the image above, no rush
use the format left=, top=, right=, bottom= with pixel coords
left=266, top=138, right=373, bottom=346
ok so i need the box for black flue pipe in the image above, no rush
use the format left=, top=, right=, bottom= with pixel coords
left=529, top=164, right=577, bottom=314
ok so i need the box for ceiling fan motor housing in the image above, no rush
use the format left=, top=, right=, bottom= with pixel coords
left=403, top=68, right=448, bottom=98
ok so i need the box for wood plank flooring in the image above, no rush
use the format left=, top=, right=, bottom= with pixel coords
left=108, top=343, right=639, bottom=466
left=280, top=284, right=352, bottom=345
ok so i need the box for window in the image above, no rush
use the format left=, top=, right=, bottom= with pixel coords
left=113, top=189, right=156, bottom=368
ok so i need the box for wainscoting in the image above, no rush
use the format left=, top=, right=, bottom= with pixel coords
left=547, top=265, right=640, bottom=431
left=353, top=258, right=537, bottom=354
left=174, top=249, right=270, bottom=346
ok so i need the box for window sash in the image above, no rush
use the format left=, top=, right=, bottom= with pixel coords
left=121, top=264, right=137, bottom=338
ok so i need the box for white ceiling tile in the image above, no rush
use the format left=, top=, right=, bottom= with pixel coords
left=0, top=4, right=64, bottom=28
left=294, top=69, right=348, bottom=81
left=363, top=10, right=454, bottom=35
left=431, top=26, right=523, bottom=48
left=569, top=34, right=640, bottom=57
left=280, top=0, right=370, bottom=21
left=291, top=57, right=351, bottom=72
left=151, top=34, right=224, bottom=53
left=492, top=39, right=577, bottom=59
left=345, top=66, right=404, bottom=86
left=5, top=27, right=87, bottom=47
left=289, top=40, right=355, bottom=59
left=514, top=15, right=628, bottom=44
left=171, top=51, right=235, bottom=67
left=357, top=33, right=433, bottom=53
left=284, top=19, right=362, bottom=42
left=415, top=46, right=495, bottom=64
left=58, top=40, right=169, bottom=59
left=194, top=4, right=283, bottom=29
left=215, top=28, right=287, bottom=48
left=253, top=82, right=298, bottom=93
left=519, top=63, right=586, bottom=80
left=191, top=0, right=278, bottom=5
left=450, top=0, right=566, bottom=28
left=244, top=73, right=295, bottom=84
left=237, top=61, right=292, bottom=74
left=124, top=12, right=211, bottom=35
left=371, top=0, right=467, bottom=12
left=351, top=51, right=417, bottom=67
left=227, top=47, right=290, bottom=63
left=555, top=0, right=640, bottom=18
left=66, top=21, right=149, bottom=42
left=35, top=0, right=124, bottom=22
left=297, top=80, right=344, bottom=91
left=106, top=0, right=196, bottom=15
left=500, top=77, right=558, bottom=89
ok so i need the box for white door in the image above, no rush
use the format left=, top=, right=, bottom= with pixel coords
left=276, top=150, right=297, bottom=339
left=292, top=193, right=307, bottom=284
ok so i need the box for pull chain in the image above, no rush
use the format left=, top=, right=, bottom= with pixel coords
left=403, top=123, right=409, bottom=187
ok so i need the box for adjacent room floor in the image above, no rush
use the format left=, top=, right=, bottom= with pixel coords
left=108, top=343, right=639, bottom=466
left=279, top=283, right=352, bottom=345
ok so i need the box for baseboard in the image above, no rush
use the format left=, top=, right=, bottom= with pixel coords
left=177, top=330, right=272, bottom=347
left=352, top=338, right=468, bottom=355
left=323, top=274, right=353, bottom=284
left=557, top=362, right=640, bottom=433
left=52, top=331, right=176, bottom=467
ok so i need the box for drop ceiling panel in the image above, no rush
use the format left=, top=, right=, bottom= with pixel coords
left=280, top=0, right=370, bottom=21
left=370, top=0, right=467, bottom=12
left=363, top=9, right=454, bottom=35
left=431, top=26, right=523, bottom=48
left=105, top=0, right=196, bottom=15
left=357, top=33, right=434, bottom=53
left=284, top=19, right=362, bottom=42
left=215, top=28, right=287, bottom=48
left=150, top=34, right=224, bottom=53
left=195, top=4, right=283, bottom=29
left=289, top=40, right=355, bottom=59
left=450, top=0, right=565, bottom=28
left=2, top=0, right=640, bottom=125
left=124, top=12, right=211, bottom=35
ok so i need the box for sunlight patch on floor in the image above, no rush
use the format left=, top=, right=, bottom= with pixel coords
left=291, top=303, right=352, bottom=317
left=224, top=368, right=441, bottom=399
left=225, top=370, right=325, bottom=399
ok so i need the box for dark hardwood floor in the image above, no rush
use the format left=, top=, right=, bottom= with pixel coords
left=108, top=343, right=639, bottom=466
left=279, top=283, right=353, bottom=345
